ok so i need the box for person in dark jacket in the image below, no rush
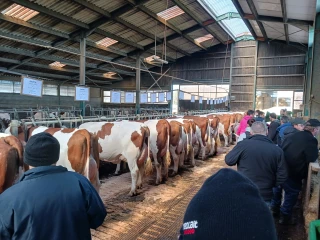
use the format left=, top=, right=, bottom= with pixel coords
left=0, top=132, right=107, bottom=240
left=268, top=112, right=280, bottom=144
left=255, top=111, right=265, bottom=122
left=225, top=122, right=287, bottom=203
left=281, top=118, right=305, bottom=145
left=178, top=168, right=277, bottom=240
left=271, top=119, right=319, bottom=225
left=277, top=115, right=291, bottom=146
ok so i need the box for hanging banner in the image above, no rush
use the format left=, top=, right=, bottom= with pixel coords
left=21, top=77, right=43, bottom=98
left=166, top=92, right=172, bottom=101
left=199, top=96, right=203, bottom=104
left=191, top=95, right=195, bottom=103
left=210, top=98, right=213, bottom=105
left=111, top=91, right=121, bottom=103
left=150, top=93, right=157, bottom=103
left=214, top=99, right=217, bottom=104
left=158, top=92, right=165, bottom=102
left=140, top=93, right=148, bottom=103
left=125, top=92, right=134, bottom=103
left=179, top=91, right=184, bottom=100
left=207, top=98, right=209, bottom=104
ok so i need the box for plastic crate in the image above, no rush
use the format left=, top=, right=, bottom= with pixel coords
left=309, top=220, right=320, bottom=240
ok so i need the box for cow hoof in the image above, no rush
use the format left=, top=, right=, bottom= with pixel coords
left=114, top=171, right=122, bottom=176
left=128, top=190, right=137, bottom=197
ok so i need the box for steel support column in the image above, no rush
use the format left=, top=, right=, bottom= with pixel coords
left=80, top=37, right=86, bottom=116
left=304, top=26, right=314, bottom=117
left=228, top=43, right=234, bottom=110
left=135, top=55, right=141, bottom=114
left=253, top=41, right=259, bottom=110
left=309, top=1, right=320, bottom=118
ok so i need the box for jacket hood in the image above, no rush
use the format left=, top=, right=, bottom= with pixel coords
left=20, top=165, right=68, bottom=182
left=283, top=126, right=298, bottom=136
left=243, top=115, right=251, bottom=120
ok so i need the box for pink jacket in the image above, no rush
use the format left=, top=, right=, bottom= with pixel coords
left=237, top=115, right=252, bottom=135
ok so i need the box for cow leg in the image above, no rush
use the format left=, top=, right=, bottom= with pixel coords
left=189, top=146, right=195, bottom=167
left=89, top=156, right=101, bottom=194
left=114, top=163, right=121, bottom=175
left=209, top=137, right=215, bottom=156
left=170, top=145, right=179, bottom=175
left=223, top=134, right=229, bottom=147
left=153, top=153, right=162, bottom=185
left=137, top=163, right=144, bottom=189
left=179, top=149, right=185, bottom=167
left=127, top=159, right=139, bottom=196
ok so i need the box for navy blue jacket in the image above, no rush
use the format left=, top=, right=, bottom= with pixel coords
left=0, top=166, right=107, bottom=240
left=225, top=135, right=287, bottom=201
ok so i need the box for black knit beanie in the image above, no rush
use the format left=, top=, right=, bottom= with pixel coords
left=24, top=132, right=60, bottom=167
left=179, top=168, right=277, bottom=240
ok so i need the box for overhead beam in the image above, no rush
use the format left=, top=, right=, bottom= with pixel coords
left=73, top=0, right=188, bottom=57
left=0, top=32, right=135, bottom=76
left=246, top=0, right=267, bottom=40
left=243, top=14, right=313, bottom=27
left=10, top=0, right=89, bottom=29
left=231, top=0, right=257, bottom=39
left=270, top=40, right=307, bottom=52
left=280, top=0, right=289, bottom=44
left=172, top=0, right=226, bottom=44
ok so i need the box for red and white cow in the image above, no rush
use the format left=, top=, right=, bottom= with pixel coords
left=79, top=122, right=151, bottom=196
left=0, top=134, right=24, bottom=194
left=6, top=126, right=101, bottom=193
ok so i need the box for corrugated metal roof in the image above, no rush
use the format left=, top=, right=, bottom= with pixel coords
left=96, top=37, right=118, bottom=48
left=168, top=37, right=201, bottom=53
left=262, top=22, right=285, bottom=40
left=288, top=25, right=308, bottom=44
left=180, top=0, right=211, bottom=22
left=249, top=20, right=263, bottom=37
left=286, top=0, right=316, bottom=21
left=157, top=5, right=185, bottom=20
left=87, top=0, right=128, bottom=13
left=0, top=50, right=25, bottom=60
left=238, top=0, right=252, bottom=14
left=1, top=3, right=39, bottom=21
left=254, top=0, right=282, bottom=18
left=71, top=8, right=101, bottom=24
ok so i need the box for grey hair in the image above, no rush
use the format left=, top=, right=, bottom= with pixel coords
left=251, top=122, right=267, bottom=135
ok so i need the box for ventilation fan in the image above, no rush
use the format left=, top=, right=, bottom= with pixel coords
left=144, top=55, right=168, bottom=67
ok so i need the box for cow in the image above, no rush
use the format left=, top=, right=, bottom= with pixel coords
left=0, top=134, right=24, bottom=194
left=0, top=113, right=11, bottom=133
left=5, top=126, right=101, bottom=193
left=201, top=114, right=221, bottom=155
left=183, top=116, right=210, bottom=160
left=167, top=119, right=195, bottom=174
left=139, top=119, right=171, bottom=185
left=79, top=122, right=152, bottom=196
left=216, top=113, right=233, bottom=147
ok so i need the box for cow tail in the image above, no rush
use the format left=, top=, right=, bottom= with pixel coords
left=165, top=121, right=171, bottom=167
left=207, top=120, right=211, bottom=146
left=91, top=134, right=100, bottom=169
left=144, top=127, right=153, bottom=176
left=77, top=129, right=91, bottom=180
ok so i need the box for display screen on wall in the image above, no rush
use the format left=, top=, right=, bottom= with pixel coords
left=166, top=92, right=172, bottom=101
left=150, top=93, right=156, bottom=103
left=179, top=91, right=184, bottom=100
left=158, top=92, right=165, bottom=102
left=20, top=76, right=43, bottom=97
left=141, top=93, right=148, bottom=103
left=191, top=95, right=195, bottom=103
left=199, top=96, right=203, bottom=104
left=111, top=91, right=121, bottom=103
left=125, top=92, right=134, bottom=103
left=75, top=86, right=90, bottom=101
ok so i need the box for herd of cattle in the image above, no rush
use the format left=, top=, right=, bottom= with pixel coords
left=0, top=112, right=244, bottom=196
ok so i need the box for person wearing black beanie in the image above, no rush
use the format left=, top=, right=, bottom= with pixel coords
left=179, top=168, right=277, bottom=240
left=0, top=132, right=107, bottom=240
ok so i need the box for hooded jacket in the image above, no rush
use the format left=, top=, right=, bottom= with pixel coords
left=225, top=135, right=287, bottom=201
left=281, top=130, right=318, bottom=182
left=281, top=126, right=299, bottom=146
left=237, top=115, right=252, bottom=136
left=268, top=119, right=280, bottom=144
left=276, top=122, right=291, bottom=145
left=0, top=166, right=107, bottom=240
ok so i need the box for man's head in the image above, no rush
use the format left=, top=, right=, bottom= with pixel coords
left=280, top=109, right=287, bottom=116
left=24, top=132, right=60, bottom=168
left=269, top=113, right=277, bottom=121
left=247, top=118, right=256, bottom=127
left=304, top=119, right=320, bottom=136
left=250, top=122, right=267, bottom=136
left=290, top=118, right=305, bottom=131
left=258, top=111, right=265, bottom=118
left=179, top=168, right=276, bottom=240
left=247, top=110, right=255, bottom=117
left=280, top=116, right=289, bottom=125
left=255, top=110, right=260, bottom=117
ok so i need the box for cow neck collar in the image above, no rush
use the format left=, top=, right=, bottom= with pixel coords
left=20, top=165, right=68, bottom=182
